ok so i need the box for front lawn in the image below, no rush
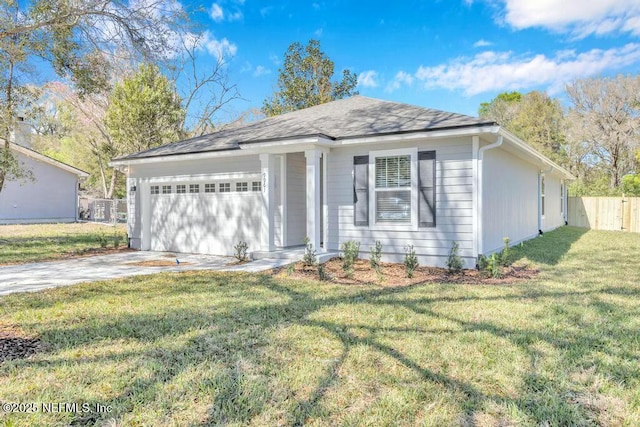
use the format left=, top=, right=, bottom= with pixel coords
left=0, top=227, right=639, bottom=425
left=0, top=222, right=127, bottom=265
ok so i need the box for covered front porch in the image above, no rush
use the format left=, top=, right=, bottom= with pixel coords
left=254, top=148, right=333, bottom=260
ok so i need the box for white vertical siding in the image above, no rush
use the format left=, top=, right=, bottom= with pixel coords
left=0, top=152, right=79, bottom=223
left=327, top=137, right=475, bottom=268
left=286, top=152, right=306, bottom=246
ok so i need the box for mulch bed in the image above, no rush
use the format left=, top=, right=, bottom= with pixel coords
left=271, top=258, right=537, bottom=287
left=0, top=324, right=43, bottom=364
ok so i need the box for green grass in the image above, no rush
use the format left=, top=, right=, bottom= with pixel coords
left=0, top=223, right=127, bottom=264
left=0, top=226, right=639, bottom=426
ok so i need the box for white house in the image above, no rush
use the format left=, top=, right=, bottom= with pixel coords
left=110, top=96, right=573, bottom=268
left=0, top=120, right=88, bottom=224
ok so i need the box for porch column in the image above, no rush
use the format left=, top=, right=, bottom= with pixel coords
left=260, top=153, right=276, bottom=251
left=305, top=149, right=322, bottom=252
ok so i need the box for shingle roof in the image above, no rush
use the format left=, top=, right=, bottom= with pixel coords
left=115, top=96, right=495, bottom=161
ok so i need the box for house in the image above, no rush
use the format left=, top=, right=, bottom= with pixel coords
left=110, top=96, right=573, bottom=268
left=0, top=119, right=89, bottom=224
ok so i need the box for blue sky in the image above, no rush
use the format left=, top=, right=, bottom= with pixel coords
left=182, top=0, right=640, bottom=120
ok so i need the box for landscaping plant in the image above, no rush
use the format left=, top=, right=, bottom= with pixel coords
left=404, top=244, right=419, bottom=278
left=500, top=237, right=511, bottom=266
left=369, top=240, right=383, bottom=272
left=341, top=240, right=360, bottom=278
left=302, top=237, right=317, bottom=267
left=445, top=241, right=464, bottom=274
left=233, top=241, right=249, bottom=262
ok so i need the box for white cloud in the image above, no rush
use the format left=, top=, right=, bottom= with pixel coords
left=473, top=39, right=493, bottom=47
left=414, top=43, right=640, bottom=95
left=358, top=70, right=379, bottom=88
left=385, top=71, right=414, bottom=92
left=269, top=54, right=280, bottom=65
left=228, top=10, right=243, bottom=21
left=314, top=27, right=323, bottom=37
left=186, top=31, right=237, bottom=60
left=496, top=0, right=640, bottom=38
left=253, top=65, right=271, bottom=77
left=210, top=3, right=224, bottom=22
left=312, top=2, right=320, bottom=9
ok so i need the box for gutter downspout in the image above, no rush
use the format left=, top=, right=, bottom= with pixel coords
left=476, top=135, right=503, bottom=259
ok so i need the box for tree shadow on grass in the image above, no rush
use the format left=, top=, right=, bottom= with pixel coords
left=5, top=264, right=639, bottom=426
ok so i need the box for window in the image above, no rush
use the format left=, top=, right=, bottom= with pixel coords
left=560, top=181, right=564, bottom=216
left=189, top=184, right=200, bottom=193
left=205, top=183, right=215, bottom=193
left=236, top=182, right=248, bottom=192
left=252, top=181, right=261, bottom=192
left=162, top=185, right=172, bottom=194
left=353, top=156, right=369, bottom=226
left=176, top=184, right=186, bottom=194
left=150, top=185, right=159, bottom=195
left=219, top=183, right=230, bottom=193
left=541, top=175, right=545, bottom=217
left=374, top=155, right=411, bottom=223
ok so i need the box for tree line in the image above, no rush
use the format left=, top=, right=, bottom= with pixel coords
left=478, top=76, right=640, bottom=196
left=1, top=3, right=637, bottom=200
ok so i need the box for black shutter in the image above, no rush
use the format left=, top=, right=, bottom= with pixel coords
left=353, top=155, right=369, bottom=226
left=418, top=151, right=436, bottom=227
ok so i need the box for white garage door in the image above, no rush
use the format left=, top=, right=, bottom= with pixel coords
left=148, top=181, right=262, bottom=255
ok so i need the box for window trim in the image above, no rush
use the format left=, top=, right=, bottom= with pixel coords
left=368, top=147, right=418, bottom=231
left=540, top=174, right=546, bottom=218
left=189, top=183, right=200, bottom=193
left=176, top=184, right=186, bottom=194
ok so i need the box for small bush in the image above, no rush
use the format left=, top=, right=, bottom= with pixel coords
left=318, top=264, right=332, bottom=281
left=341, top=240, right=360, bottom=278
left=369, top=240, right=383, bottom=274
left=446, top=241, right=464, bottom=274
left=500, top=237, right=511, bottom=266
left=286, top=263, right=295, bottom=276
left=477, top=254, right=488, bottom=271
left=233, top=241, right=249, bottom=262
left=96, top=231, right=108, bottom=248
left=404, top=245, right=419, bottom=278
left=487, top=253, right=503, bottom=278
left=113, top=232, right=124, bottom=249
left=302, top=237, right=317, bottom=267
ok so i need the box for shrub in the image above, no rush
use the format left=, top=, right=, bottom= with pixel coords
left=233, top=241, right=249, bottom=262
left=286, top=263, right=295, bottom=276
left=113, top=231, right=124, bottom=249
left=500, top=237, right=511, bottom=266
left=477, top=254, right=488, bottom=271
left=446, top=241, right=464, bottom=274
left=96, top=231, right=108, bottom=248
left=341, top=240, right=360, bottom=278
left=302, top=237, right=317, bottom=267
left=487, top=253, right=502, bottom=278
left=318, top=264, right=332, bottom=281
left=404, top=245, right=419, bottom=278
left=369, top=240, right=383, bottom=274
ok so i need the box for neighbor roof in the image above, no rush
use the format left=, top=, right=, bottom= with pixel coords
left=115, top=95, right=495, bottom=161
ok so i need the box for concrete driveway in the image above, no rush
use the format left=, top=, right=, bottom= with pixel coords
left=0, top=251, right=291, bottom=296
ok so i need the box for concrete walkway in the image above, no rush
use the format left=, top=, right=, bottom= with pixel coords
left=0, top=251, right=293, bottom=296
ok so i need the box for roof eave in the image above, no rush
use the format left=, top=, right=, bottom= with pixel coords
left=10, top=143, right=89, bottom=177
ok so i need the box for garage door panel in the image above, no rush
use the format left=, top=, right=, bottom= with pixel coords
left=150, top=193, right=261, bottom=255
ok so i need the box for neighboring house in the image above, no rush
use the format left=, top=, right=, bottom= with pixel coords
left=0, top=120, right=88, bottom=224
left=111, top=96, right=573, bottom=268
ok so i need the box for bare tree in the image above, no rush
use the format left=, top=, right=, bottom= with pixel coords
left=173, top=34, right=241, bottom=137
left=566, top=75, right=640, bottom=188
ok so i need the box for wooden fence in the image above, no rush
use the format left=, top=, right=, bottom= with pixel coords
left=568, top=197, right=640, bottom=233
